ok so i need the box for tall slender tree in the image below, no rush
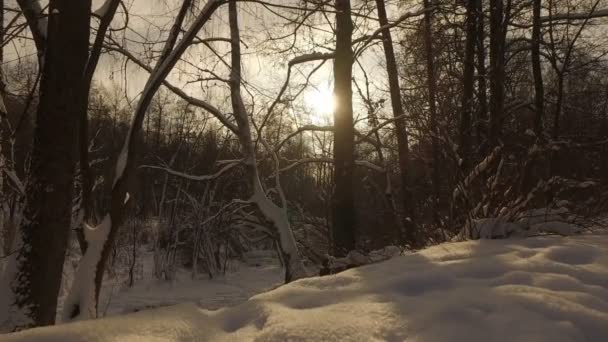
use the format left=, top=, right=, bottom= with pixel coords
left=531, top=0, right=544, bottom=136
left=375, top=0, right=417, bottom=245
left=422, top=0, right=440, bottom=226
left=489, top=0, right=506, bottom=146
left=460, top=0, right=478, bottom=171
left=332, top=0, right=356, bottom=256
left=475, top=0, right=488, bottom=149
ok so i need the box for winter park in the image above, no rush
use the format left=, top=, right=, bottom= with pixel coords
left=1, top=0, right=608, bottom=340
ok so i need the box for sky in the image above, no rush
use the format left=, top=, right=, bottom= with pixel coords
left=3, top=0, right=422, bottom=133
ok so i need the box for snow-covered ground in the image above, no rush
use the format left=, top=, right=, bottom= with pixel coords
left=5, top=234, right=608, bottom=341
left=95, top=250, right=284, bottom=316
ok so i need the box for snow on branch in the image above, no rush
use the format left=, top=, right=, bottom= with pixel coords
left=16, top=0, right=47, bottom=54
left=278, top=157, right=385, bottom=174
left=104, top=41, right=240, bottom=135
left=92, top=0, right=113, bottom=18
left=288, top=52, right=335, bottom=66
left=141, top=160, right=242, bottom=182
left=453, top=146, right=502, bottom=201
left=2, top=169, right=25, bottom=195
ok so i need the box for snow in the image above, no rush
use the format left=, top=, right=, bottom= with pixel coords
left=250, top=180, right=306, bottom=281
left=5, top=234, right=608, bottom=341
left=93, top=0, right=113, bottom=17
left=63, top=216, right=112, bottom=320
left=101, top=251, right=283, bottom=316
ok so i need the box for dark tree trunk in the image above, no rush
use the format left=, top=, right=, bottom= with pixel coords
left=475, top=0, right=488, bottom=149
left=489, top=0, right=505, bottom=146
left=332, top=0, right=356, bottom=256
left=520, top=0, right=544, bottom=195
left=12, top=0, right=91, bottom=328
left=531, top=0, right=544, bottom=136
left=422, top=0, right=441, bottom=227
left=375, top=0, right=417, bottom=246
left=460, top=0, right=478, bottom=171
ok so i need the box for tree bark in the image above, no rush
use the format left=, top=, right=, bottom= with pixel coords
left=460, top=0, right=477, bottom=171
left=10, top=0, right=91, bottom=329
left=332, top=0, right=356, bottom=256
left=76, top=0, right=122, bottom=253
left=16, top=0, right=46, bottom=61
left=228, top=0, right=306, bottom=282
left=374, top=0, right=417, bottom=246
left=475, top=0, right=488, bottom=149
left=531, top=0, right=544, bottom=136
left=64, top=0, right=223, bottom=321
left=489, top=0, right=505, bottom=146
left=423, top=0, right=441, bottom=227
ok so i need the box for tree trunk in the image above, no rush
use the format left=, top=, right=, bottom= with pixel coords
left=475, top=0, right=488, bottom=149
left=375, top=0, right=417, bottom=246
left=531, top=0, right=544, bottom=136
left=228, top=0, right=306, bottom=282
left=460, top=0, right=477, bottom=171
left=63, top=0, right=222, bottom=321
left=520, top=0, right=545, bottom=195
left=423, top=0, right=441, bottom=228
left=332, top=0, right=356, bottom=256
left=75, top=0, right=122, bottom=254
left=0, top=0, right=5, bottom=252
left=489, top=0, right=505, bottom=146
left=16, top=0, right=46, bottom=61
left=9, top=0, right=91, bottom=329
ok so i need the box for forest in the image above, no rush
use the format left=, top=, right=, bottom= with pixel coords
left=1, top=0, right=608, bottom=340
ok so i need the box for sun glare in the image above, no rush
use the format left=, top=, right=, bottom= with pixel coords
left=305, top=87, right=335, bottom=124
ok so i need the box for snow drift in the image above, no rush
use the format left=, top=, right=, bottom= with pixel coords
left=4, top=234, right=608, bottom=341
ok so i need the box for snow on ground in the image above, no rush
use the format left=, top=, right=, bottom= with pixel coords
left=5, top=234, right=608, bottom=341
left=99, top=250, right=283, bottom=316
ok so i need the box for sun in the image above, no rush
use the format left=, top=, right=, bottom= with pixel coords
left=305, top=86, right=335, bottom=124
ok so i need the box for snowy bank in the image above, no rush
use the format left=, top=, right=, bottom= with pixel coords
left=5, top=234, right=608, bottom=341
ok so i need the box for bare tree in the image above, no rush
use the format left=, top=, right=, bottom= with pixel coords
left=422, top=0, right=440, bottom=227
left=374, top=0, right=417, bottom=245
left=332, top=0, right=356, bottom=256
left=460, top=0, right=478, bottom=170
left=475, top=0, right=488, bottom=149
left=227, top=0, right=306, bottom=282
left=63, top=0, right=223, bottom=321
left=488, top=0, right=507, bottom=146
left=6, top=0, right=91, bottom=329
left=531, top=0, right=544, bottom=136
